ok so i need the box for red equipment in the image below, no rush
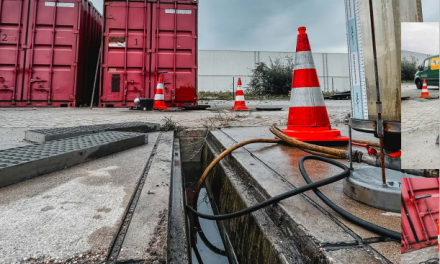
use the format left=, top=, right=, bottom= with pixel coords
left=401, top=178, right=439, bottom=253
left=282, top=27, right=348, bottom=145
left=0, top=0, right=102, bottom=107
left=99, top=0, right=198, bottom=108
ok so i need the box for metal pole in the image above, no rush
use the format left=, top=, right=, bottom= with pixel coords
left=90, top=43, right=102, bottom=109
left=368, top=0, right=386, bottom=186
left=232, top=76, right=235, bottom=100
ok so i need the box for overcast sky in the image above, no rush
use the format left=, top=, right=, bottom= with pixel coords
left=402, top=23, right=439, bottom=55
left=91, top=0, right=439, bottom=53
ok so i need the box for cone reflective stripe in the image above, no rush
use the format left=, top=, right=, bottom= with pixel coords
left=153, top=74, right=168, bottom=110
left=420, top=79, right=430, bottom=98
left=282, top=27, right=348, bottom=145
left=232, top=78, right=248, bottom=110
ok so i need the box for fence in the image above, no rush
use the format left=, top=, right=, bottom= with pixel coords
left=198, top=75, right=350, bottom=94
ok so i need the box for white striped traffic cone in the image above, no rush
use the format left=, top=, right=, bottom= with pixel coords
left=153, top=74, right=168, bottom=110
left=420, top=79, right=430, bottom=98
left=282, top=27, right=348, bottom=145
left=232, top=78, right=248, bottom=110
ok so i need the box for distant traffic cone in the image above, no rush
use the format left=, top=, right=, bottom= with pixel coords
left=420, top=79, right=430, bottom=98
left=232, top=78, right=248, bottom=110
left=282, top=27, right=348, bottom=145
left=153, top=74, right=168, bottom=110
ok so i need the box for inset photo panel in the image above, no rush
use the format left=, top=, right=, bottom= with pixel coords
left=401, top=22, right=440, bottom=169
left=401, top=178, right=439, bottom=263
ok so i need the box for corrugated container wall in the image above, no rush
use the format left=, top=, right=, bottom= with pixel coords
left=401, top=178, right=439, bottom=253
left=99, top=0, right=198, bottom=107
left=0, top=0, right=102, bottom=107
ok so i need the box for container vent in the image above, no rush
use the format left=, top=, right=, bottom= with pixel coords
left=111, top=74, right=120, bottom=92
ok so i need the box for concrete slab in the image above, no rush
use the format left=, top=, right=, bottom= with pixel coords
left=117, top=132, right=174, bottom=263
left=0, top=132, right=160, bottom=264
left=25, top=122, right=160, bottom=143
left=325, top=248, right=386, bottom=264
left=0, top=131, right=148, bottom=188
left=209, top=126, right=400, bottom=262
left=209, top=130, right=356, bottom=245
left=401, top=245, right=438, bottom=264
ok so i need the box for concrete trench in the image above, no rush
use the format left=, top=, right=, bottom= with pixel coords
left=178, top=128, right=399, bottom=264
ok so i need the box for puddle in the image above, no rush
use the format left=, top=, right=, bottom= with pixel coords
left=182, top=161, right=231, bottom=264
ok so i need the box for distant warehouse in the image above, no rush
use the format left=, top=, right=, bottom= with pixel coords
left=198, top=49, right=431, bottom=93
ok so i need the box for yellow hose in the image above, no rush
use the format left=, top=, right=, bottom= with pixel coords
left=352, top=139, right=380, bottom=148
left=194, top=125, right=353, bottom=201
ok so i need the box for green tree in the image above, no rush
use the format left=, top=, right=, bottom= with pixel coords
left=249, top=56, right=294, bottom=95
left=401, top=56, right=418, bottom=81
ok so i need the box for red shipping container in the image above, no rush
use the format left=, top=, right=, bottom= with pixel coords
left=401, top=178, right=439, bottom=253
left=99, top=0, right=198, bottom=108
left=0, top=0, right=102, bottom=107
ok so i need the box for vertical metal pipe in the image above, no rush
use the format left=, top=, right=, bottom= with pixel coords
left=141, top=0, right=147, bottom=98
left=173, top=1, right=177, bottom=105
left=90, top=43, right=102, bottom=109
left=47, top=0, right=59, bottom=105
left=26, top=0, right=38, bottom=104
left=368, top=0, right=386, bottom=185
left=122, top=0, right=129, bottom=106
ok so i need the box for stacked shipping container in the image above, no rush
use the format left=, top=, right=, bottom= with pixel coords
left=99, top=0, right=198, bottom=107
left=401, top=178, right=439, bottom=253
left=0, top=0, right=102, bottom=107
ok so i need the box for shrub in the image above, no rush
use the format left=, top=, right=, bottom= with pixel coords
left=401, top=56, right=418, bottom=81
left=248, top=56, right=294, bottom=95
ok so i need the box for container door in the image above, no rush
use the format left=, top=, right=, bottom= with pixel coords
left=101, top=1, right=151, bottom=106
left=152, top=3, right=197, bottom=106
left=0, top=0, right=28, bottom=104
left=23, top=0, right=80, bottom=105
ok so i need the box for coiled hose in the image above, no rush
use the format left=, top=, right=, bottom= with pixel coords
left=187, top=126, right=401, bottom=241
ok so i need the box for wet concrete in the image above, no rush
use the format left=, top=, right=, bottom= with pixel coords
left=207, top=126, right=400, bottom=263
left=0, top=132, right=160, bottom=263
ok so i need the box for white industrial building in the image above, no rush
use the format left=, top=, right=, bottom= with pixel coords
left=198, top=49, right=432, bottom=93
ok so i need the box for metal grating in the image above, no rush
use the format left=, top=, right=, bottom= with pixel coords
left=0, top=131, right=148, bottom=188
left=25, top=122, right=160, bottom=143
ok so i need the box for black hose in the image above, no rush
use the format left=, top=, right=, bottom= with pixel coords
left=298, top=156, right=401, bottom=241
left=186, top=155, right=401, bottom=241
left=186, top=156, right=349, bottom=220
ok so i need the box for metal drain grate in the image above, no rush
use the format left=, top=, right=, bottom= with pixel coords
left=25, top=122, right=160, bottom=143
left=0, top=131, right=148, bottom=188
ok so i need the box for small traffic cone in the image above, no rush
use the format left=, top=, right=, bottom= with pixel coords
left=282, top=27, right=348, bottom=145
left=232, top=78, right=248, bottom=110
left=420, top=79, right=430, bottom=98
left=153, top=74, right=168, bottom=110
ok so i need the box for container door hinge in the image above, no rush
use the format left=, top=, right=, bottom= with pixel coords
left=69, top=95, right=75, bottom=100
left=73, top=30, right=79, bottom=34
left=192, top=65, right=198, bottom=69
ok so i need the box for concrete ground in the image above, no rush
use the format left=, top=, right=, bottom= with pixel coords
left=401, top=83, right=439, bottom=169
left=0, top=99, right=350, bottom=150
left=401, top=245, right=439, bottom=264
left=1, top=98, right=392, bottom=263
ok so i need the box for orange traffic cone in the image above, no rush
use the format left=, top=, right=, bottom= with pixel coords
left=282, top=27, right=348, bottom=145
left=232, top=78, right=248, bottom=110
left=153, top=74, right=168, bottom=110
left=420, top=79, right=430, bottom=98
